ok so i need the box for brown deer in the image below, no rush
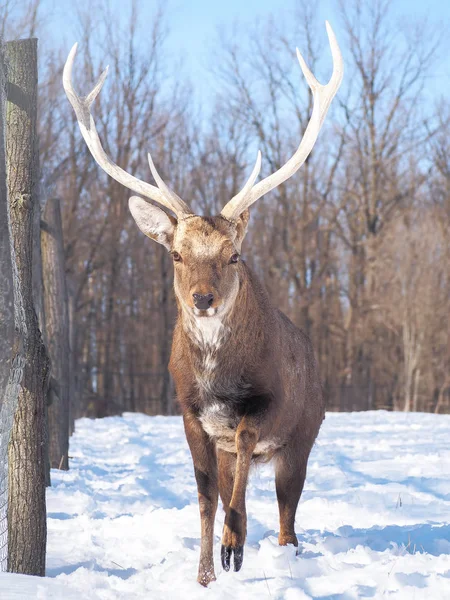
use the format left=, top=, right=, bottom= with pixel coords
left=63, top=22, right=343, bottom=586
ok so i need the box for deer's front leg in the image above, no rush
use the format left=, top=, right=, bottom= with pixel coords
left=221, top=419, right=258, bottom=572
left=183, top=411, right=218, bottom=586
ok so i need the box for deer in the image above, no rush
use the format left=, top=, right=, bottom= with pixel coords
left=63, top=21, right=343, bottom=586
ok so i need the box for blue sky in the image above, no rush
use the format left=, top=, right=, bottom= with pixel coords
left=40, top=0, right=449, bottom=104
left=166, top=0, right=448, bottom=70
left=173, top=0, right=450, bottom=98
left=32, top=0, right=449, bottom=111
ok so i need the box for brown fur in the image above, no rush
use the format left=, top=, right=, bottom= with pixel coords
left=162, top=214, right=325, bottom=585
left=65, top=22, right=341, bottom=585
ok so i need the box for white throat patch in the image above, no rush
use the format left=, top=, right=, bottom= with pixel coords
left=182, top=310, right=230, bottom=389
left=185, top=312, right=228, bottom=353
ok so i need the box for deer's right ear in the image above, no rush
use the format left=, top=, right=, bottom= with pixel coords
left=129, top=196, right=177, bottom=250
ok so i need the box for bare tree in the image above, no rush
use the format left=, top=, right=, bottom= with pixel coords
left=6, top=38, right=49, bottom=576
left=41, top=198, right=70, bottom=469
left=0, top=37, right=24, bottom=573
left=2, top=0, right=444, bottom=418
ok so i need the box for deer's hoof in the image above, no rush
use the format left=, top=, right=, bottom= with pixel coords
left=278, top=533, right=298, bottom=547
left=233, top=545, right=244, bottom=571
left=221, top=544, right=244, bottom=572
left=197, top=570, right=216, bottom=587
left=221, top=544, right=231, bottom=571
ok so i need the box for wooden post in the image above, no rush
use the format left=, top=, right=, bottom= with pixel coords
left=67, top=277, right=77, bottom=435
left=0, top=42, right=15, bottom=425
left=6, top=38, right=49, bottom=577
left=0, top=39, right=25, bottom=574
left=41, top=198, right=70, bottom=470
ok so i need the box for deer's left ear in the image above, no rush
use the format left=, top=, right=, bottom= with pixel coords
left=129, top=196, right=176, bottom=250
left=234, top=209, right=250, bottom=248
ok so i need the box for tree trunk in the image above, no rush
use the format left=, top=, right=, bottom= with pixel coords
left=6, top=38, right=49, bottom=577
left=159, top=249, right=172, bottom=414
left=0, top=39, right=25, bottom=574
left=0, top=41, right=15, bottom=417
left=32, top=146, right=45, bottom=331
left=41, top=198, right=70, bottom=470
left=67, top=279, right=77, bottom=433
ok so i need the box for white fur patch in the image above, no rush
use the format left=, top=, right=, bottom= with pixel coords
left=199, top=403, right=236, bottom=439
left=192, top=315, right=226, bottom=388
left=189, top=314, right=225, bottom=348
left=253, top=439, right=280, bottom=455
left=174, top=218, right=222, bottom=259
left=199, top=403, right=280, bottom=455
left=190, top=241, right=221, bottom=259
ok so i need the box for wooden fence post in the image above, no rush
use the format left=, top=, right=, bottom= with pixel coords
left=6, top=38, right=49, bottom=577
left=41, top=198, right=70, bottom=470
left=0, top=39, right=24, bottom=574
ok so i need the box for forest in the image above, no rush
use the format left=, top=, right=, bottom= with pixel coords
left=4, top=0, right=450, bottom=417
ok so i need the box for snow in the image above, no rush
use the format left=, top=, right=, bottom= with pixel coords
left=1, top=411, right=450, bottom=599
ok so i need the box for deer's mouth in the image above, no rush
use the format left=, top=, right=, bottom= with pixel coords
left=193, top=307, right=218, bottom=317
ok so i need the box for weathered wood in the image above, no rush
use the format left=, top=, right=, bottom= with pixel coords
left=0, top=38, right=25, bottom=574
left=6, top=38, right=49, bottom=577
left=0, top=53, right=15, bottom=418
left=33, top=146, right=45, bottom=332
left=41, top=198, right=70, bottom=470
left=67, top=278, right=77, bottom=435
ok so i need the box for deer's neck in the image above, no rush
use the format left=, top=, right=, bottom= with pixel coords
left=177, top=263, right=272, bottom=373
left=171, top=264, right=276, bottom=411
left=182, top=312, right=228, bottom=352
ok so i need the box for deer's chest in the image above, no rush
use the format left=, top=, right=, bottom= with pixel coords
left=187, top=315, right=279, bottom=455
left=198, top=402, right=239, bottom=452
left=196, top=379, right=250, bottom=452
left=198, top=401, right=279, bottom=456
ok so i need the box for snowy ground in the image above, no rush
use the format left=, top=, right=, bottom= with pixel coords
left=2, top=411, right=450, bottom=599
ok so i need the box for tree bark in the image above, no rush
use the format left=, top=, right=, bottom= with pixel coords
left=41, top=198, right=70, bottom=470
left=6, top=38, right=49, bottom=577
left=159, top=249, right=172, bottom=414
left=0, top=40, right=15, bottom=420
left=67, top=278, right=76, bottom=434
left=0, top=38, right=25, bottom=574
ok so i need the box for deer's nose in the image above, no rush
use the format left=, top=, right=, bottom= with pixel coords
left=193, top=292, right=214, bottom=310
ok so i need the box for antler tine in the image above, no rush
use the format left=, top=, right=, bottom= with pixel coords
left=63, top=43, right=192, bottom=218
left=147, top=152, right=187, bottom=210
left=221, top=151, right=262, bottom=221
left=220, top=21, right=344, bottom=222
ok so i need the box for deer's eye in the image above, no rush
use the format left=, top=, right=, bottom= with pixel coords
left=172, top=251, right=182, bottom=262
left=230, top=253, right=240, bottom=264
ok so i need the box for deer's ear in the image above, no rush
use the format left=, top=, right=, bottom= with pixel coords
left=129, top=196, right=176, bottom=250
left=234, top=208, right=250, bottom=248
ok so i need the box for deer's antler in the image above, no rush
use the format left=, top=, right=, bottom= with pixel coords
left=220, top=22, right=344, bottom=222
left=63, top=43, right=192, bottom=218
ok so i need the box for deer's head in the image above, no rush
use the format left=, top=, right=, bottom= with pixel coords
left=63, top=23, right=343, bottom=319
left=128, top=205, right=249, bottom=316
